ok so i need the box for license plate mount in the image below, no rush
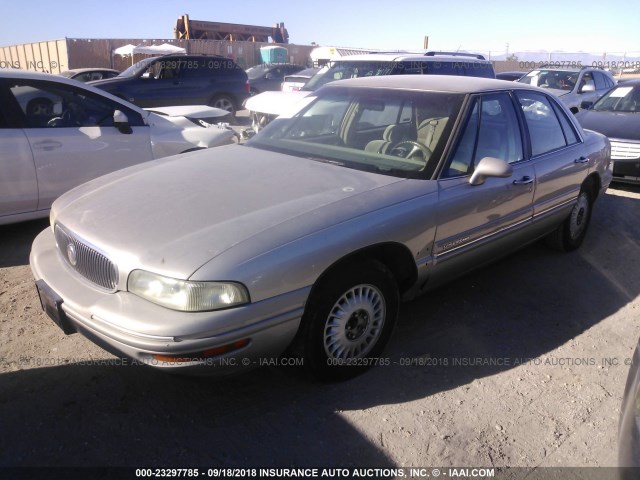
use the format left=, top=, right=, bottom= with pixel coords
left=35, top=280, right=76, bottom=335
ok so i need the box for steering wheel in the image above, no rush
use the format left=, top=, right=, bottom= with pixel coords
left=389, top=140, right=432, bottom=161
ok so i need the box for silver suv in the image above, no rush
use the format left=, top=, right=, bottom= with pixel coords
left=518, top=66, right=616, bottom=113
left=245, top=51, right=495, bottom=131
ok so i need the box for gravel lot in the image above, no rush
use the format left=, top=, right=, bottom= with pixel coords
left=1, top=178, right=639, bottom=472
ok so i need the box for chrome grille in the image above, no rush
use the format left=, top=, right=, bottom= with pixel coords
left=54, top=224, right=118, bottom=291
left=611, top=141, right=640, bottom=160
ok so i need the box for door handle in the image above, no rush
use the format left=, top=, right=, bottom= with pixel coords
left=513, top=176, right=534, bottom=185
left=32, top=140, right=63, bottom=151
left=574, top=156, right=589, bottom=164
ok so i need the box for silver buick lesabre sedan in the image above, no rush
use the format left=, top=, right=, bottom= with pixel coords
left=30, top=75, right=612, bottom=381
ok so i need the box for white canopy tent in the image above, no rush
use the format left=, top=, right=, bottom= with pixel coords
left=113, top=43, right=187, bottom=65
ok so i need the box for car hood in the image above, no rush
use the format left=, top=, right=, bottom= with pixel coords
left=52, top=145, right=404, bottom=280
left=87, top=76, right=132, bottom=88
left=575, top=110, right=640, bottom=141
left=144, top=105, right=230, bottom=120
left=244, top=90, right=311, bottom=115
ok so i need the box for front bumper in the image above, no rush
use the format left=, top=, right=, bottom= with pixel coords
left=29, top=227, right=306, bottom=375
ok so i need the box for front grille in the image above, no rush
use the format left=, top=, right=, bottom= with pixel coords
left=54, top=224, right=118, bottom=291
left=611, top=140, right=640, bottom=160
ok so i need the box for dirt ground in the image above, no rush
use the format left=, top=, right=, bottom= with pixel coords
left=1, top=181, right=640, bottom=473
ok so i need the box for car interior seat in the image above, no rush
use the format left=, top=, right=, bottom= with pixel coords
left=417, top=117, right=448, bottom=151
left=365, top=124, right=408, bottom=154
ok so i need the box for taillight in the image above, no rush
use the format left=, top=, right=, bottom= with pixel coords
left=244, top=81, right=250, bottom=93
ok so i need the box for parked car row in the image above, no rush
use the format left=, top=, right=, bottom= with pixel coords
left=245, top=51, right=497, bottom=132
left=518, top=65, right=616, bottom=112
left=0, top=49, right=634, bottom=467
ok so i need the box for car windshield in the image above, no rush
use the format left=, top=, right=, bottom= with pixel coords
left=246, top=64, right=272, bottom=80
left=119, top=57, right=158, bottom=77
left=247, top=86, right=464, bottom=179
left=592, top=84, right=640, bottom=112
left=519, top=69, right=578, bottom=91
left=303, top=61, right=398, bottom=91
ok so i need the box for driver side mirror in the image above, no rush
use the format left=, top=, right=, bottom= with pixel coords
left=265, top=73, right=275, bottom=80
left=469, top=157, right=513, bottom=186
left=113, top=110, right=132, bottom=134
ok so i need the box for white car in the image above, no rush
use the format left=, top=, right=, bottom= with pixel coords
left=0, top=70, right=237, bottom=225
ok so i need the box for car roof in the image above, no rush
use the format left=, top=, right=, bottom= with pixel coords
left=63, top=68, right=120, bottom=74
left=331, top=52, right=491, bottom=63
left=321, top=74, right=543, bottom=94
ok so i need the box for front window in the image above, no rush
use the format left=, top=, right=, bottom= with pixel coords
left=247, top=86, right=464, bottom=178
left=120, top=57, right=157, bottom=77
left=442, top=93, right=524, bottom=178
left=519, top=69, right=578, bottom=91
left=592, top=85, right=640, bottom=113
left=8, top=80, right=144, bottom=129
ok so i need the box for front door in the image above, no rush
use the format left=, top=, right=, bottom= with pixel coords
left=432, top=93, right=535, bottom=285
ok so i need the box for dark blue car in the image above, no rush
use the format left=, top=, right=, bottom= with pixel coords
left=90, top=54, right=250, bottom=115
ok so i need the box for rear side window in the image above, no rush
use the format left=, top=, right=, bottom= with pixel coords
left=550, top=101, right=579, bottom=145
left=516, top=91, right=570, bottom=156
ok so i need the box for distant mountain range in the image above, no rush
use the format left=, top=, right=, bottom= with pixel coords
left=489, top=51, right=640, bottom=64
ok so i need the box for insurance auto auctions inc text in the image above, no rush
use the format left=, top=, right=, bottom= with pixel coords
left=251, top=468, right=495, bottom=478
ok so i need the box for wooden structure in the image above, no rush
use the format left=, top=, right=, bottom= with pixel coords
left=175, top=15, right=288, bottom=44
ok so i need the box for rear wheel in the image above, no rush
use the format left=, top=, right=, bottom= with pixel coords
left=210, top=95, right=236, bottom=115
left=297, top=260, right=399, bottom=382
left=545, top=182, right=593, bottom=251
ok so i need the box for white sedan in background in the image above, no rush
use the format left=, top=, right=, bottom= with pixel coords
left=0, top=70, right=236, bottom=225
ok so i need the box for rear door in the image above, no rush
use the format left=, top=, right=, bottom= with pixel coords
left=514, top=90, right=589, bottom=223
left=8, top=79, right=153, bottom=211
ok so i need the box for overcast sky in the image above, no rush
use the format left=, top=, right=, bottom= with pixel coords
left=2, top=0, right=638, bottom=55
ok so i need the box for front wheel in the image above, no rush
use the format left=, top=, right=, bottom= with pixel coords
left=298, top=260, right=399, bottom=382
left=545, top=186, right=593, bottom=251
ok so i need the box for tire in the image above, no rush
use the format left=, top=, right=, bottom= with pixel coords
left=545, top=183, right=593, bottom=252
left=297, top=260, right=399, bottom=382
left=209, top=95, right=236, bottom=115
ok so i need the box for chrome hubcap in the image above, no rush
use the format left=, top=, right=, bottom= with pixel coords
left=214, top=98, right=233, bottom=112
left=569, top=193, right=589, bottom=239
left=323, top=284, right=385, bottom=359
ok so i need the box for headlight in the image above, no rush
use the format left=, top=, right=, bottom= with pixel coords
left=128, top=270, right=250, bottom=312
left=49, top=208, right=56, bottom=228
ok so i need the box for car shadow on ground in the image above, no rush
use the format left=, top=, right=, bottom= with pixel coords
left=1, top=191, right=639, bottom=468
left=0, top=219, right=49, bottom=268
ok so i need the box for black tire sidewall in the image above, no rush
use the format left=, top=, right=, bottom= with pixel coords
left=301, top=261, right=399, bottom=381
